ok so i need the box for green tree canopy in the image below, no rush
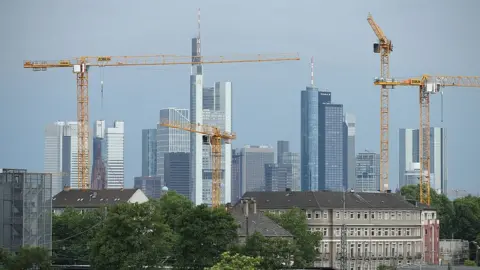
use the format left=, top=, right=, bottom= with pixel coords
left=242, top=232, right=295, bottom=270
left=210, top=252, right=261, bottom=270
left=0, top=246, right=51, bottom=270
left=89, top=202, right=176, bottom=270
left=52, top=207, right=103, bottom=265
left=266, top=207, right=322, bottom=267
left=173, top=204, right=239, bottom=269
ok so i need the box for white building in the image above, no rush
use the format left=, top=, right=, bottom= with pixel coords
left=104, top=121, right=125, bottom=189
left=398, top=128, right=447, bottom=194
left=44, top=121, right=81, bottom=196
left=156, top=108, right=190, bottom=183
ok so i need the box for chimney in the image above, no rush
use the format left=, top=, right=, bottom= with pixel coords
left=252, top=198, right=257, bottom=214
left=63, top=185, right=71, bottom=192
left=243, top=199, right=249, bottom=217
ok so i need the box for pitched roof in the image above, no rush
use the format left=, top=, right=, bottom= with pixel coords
left=53, top=189, right=139, bottom=208
left=229, top=204, right=292, bottom=238
left=242, top=191, right=421, bottom=210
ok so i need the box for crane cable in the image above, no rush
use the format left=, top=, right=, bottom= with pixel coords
left=100, top=65, right=105, bottom=110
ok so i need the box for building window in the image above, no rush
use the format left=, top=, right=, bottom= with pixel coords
left=398, top=212, right=402, bottom=220
left=364, top=212, right=368, bottom=219
left=335, top=228, right=340, bottom=236
left=357, top=229, right=361, bottom=236
left=371, top=228, right=375, bottom=236
left=384, top=212, right=388, bottom=220
left=323, top=228, right=328, bottom=237
left=357, top=212, right=361, bottom=219
left=336, top=212, right=340, bottom=219
left=371, top=212, right=375, bottom=219
left=364, top=229, right=368, bottom=236
left=350, top=212, right=354, bottom=219
left=406, top=228, right=411, bottom=236
left=384, top=228, right=388, bottom=236
left=315, top=212, right=320, bottom=219
left=377, top=229, right=382, bottom=236
left=391, top=212, right=396, bottom=220
left=307, top=211, right=312, bottom=219
left=323, top=212, right=328, bottom=219
left=398, top=228, right=402, bottom=236
left=349, top=228, right=354, bottom=236
left=406, top=212, right=411, bottom=220
left=378, top=211, right=383, bottom=219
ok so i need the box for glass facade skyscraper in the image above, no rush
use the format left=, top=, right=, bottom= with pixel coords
left=301, top=87, right=320, bottom=191
left=141, top=129, right=157, bottom=177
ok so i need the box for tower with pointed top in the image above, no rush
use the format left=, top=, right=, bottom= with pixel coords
left=190, top=8, right=204, bottom=205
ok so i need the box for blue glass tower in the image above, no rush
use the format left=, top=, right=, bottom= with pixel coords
left=301, top=87, right=320, bottom=191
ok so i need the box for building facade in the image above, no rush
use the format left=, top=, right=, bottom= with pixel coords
left=104, top=121, right=125, bottom=189
left=243, top=190, right=438, bottom=269
left=156, top=108, right=190, bottom=184
left=277, top=140, right=301, bottom=191
left=399, top=128, right=447, bottom=194
left=301, top=86, right=320, bottom=191
left=134, top=176, right=162, bottom=198
left=345, top=113, right=356, bottom=190
left=231, top=149, right=243, bottom=204
left=142, top=129, right=157, bottom=177
left=91, top=120, right=106, bottom=190
left=164, top=152, right=191, bottom=199
left=0, top=169, right=52, bottom=252
left=264, top=164, right=292, bottom=192
left=240, top=145, right=275, bottom=193
left=355, top=152, right=381, bottom=192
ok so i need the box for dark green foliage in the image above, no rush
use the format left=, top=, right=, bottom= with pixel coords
left=0, top=246, right=51, bottom=270
left=242, top=232, right=295, bottom=270
left=266, top=207, right=323, bottom=267
left=210, top=251, right=262, bottom=270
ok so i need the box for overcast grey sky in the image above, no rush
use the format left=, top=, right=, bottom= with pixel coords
left=1, top=0, right=479, bottom=193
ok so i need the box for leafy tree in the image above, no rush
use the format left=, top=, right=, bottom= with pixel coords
left=154, top=190, right=194, bottom=231
left=0, top=246, right=51, bottom=270
left=464, top=259, right=476, bottom=266
left=453, top=196, right=480, bottom=241
left=52, top=207, right=103, bottom=264
left=210, top=252, right=261, bottom=270
left=377, top=264, right=395, bottom=270
left=89, top=202, right=175, bottom=270
left=266, top=207, right=322, bottom=267
left=173, top=204, right=239, bottom=269
left=242, top=232, right=295, bottom=270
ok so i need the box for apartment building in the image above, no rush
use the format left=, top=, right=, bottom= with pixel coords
left=242, top=190, right=439, bottom=269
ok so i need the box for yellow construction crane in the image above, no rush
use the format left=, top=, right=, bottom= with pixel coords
left=23, top=53, right=300, bottom=190
left=367, top=13, right=394, bottom=192
left=375, top=75, right=480, bottom=205
left=160, top=121, right=235, bottom=208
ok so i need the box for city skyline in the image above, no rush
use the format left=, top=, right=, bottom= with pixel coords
left=1, top=1, right=479, bottom=193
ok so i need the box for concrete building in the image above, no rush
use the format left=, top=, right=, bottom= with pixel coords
left=399, top=128, right=447, bottom=194
left=91, top=120, right=106, bottom=190
left=277, top=140, right=301, bottom=191
left=52, top=188, right=148, bottom=214
left=355, top=151, right=381, bottom=192
left=0, top=169, right=52, bottom=252
left=277, top=140, right=289, bottom=163
left=264, top=163, right=292, bottom=192
left=156, top=108, right=190, bottom=184
left=164, top=152, right=190, bottom=199
left=141, top=129, right=157, bottom=177
left=439, top=239, right=469, bottom=265
left=134, top=176, right=162, bottom=199
left=345, top=113, right=356, bottom=190
left=201, top=82, right=233, bottom=205
left=240, top=145, right=274, bottom=193
left=242, top=190, right=439, bottom=269
left=104, top=121, right=125, bottom=189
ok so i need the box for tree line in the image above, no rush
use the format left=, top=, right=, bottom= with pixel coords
left=1, top=191, right=322, bottom=270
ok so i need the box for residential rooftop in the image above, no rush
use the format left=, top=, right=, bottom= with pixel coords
left=53, top=188, right=141, bottom=208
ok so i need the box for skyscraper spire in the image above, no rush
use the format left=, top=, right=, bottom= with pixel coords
left=197, top=8, right=201, bottom=58
left=310, top=56, right=314, bottom=87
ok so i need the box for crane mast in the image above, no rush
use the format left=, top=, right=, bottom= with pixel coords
left=24, top=53, right=299, bottom=191
left=367, top=13, right=393, bottom=192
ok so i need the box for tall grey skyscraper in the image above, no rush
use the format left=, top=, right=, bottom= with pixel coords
left=355, top=151, right=380, bottom=192
left=398, top=127, right=447, bottom=194
left=231, top=149, right=242, bottom=203
left=91, top=120, right=106, bottom=190
left=265, top=164, right=292, bottom=192
left=300, top=65, right=320, bottom=191
left=134, top=176, right=162, bottom=198
left=156, top=108, right=190, bottom=184
left=240, top=145, right=274, bottom=193
left=104, top=121, right=124, bottom=189
left=44, top=121, right=82, bottom=196
left=202, top=82, right=232, bottom=205
left=142, top=129, right=157, bottom=177
left=276, top=140, right=300, bottom=191
left=277, top=140, right=289, bottom=163
left=345, top=113, right=356, bottom=189
left=164, top=152, right=190, bottom=199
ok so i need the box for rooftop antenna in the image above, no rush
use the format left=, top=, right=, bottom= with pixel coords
left=310, top=56, right=315, bottom=87
left=197, top=8, right=201, bottom=59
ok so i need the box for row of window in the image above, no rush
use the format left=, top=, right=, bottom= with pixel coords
left=316, top=260, right=421, bottom=270
left=318, top=241, right=421, bottom=258
left=309, top=227, right=419, bottom=237
left=306, top=210, right=427, bottom=221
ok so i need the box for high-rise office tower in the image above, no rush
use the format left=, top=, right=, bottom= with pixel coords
left=164, top=152, right=190, bottom=198
left=355, top=151, right=380, bottom=192
left=91, top=120, right=106, bottom=190
left=265, top=164, right=292, bottom=192
left=398, top=127, right=447, bottom=194
left=240, top=145, right=275, bottom=193
left=104, top=121, right=124, bottom=189
left=345, top=113, right=356, bottom=189
left=44, top=121, right=82, bottom=196
left=276, top=140, right=300, bottom=191
left=319, top=103, right=345, bottom=191
left=190, top=11, right=204, bottom=205
left=301, top=58, right=321, bottom=191
left=156, top=108, right=190, bottom=185
left=231, top=149, right=242, bottom=203
left=277, top=140, right=289, bottom=163
left=141, top=129, right=157, bottom=177
left=134, top=176, right=162, bottom=198
left=201, top=82, right=232, bottom=205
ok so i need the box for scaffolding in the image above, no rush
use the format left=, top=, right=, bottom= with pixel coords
left=0, top=169, right=52, bottom=252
